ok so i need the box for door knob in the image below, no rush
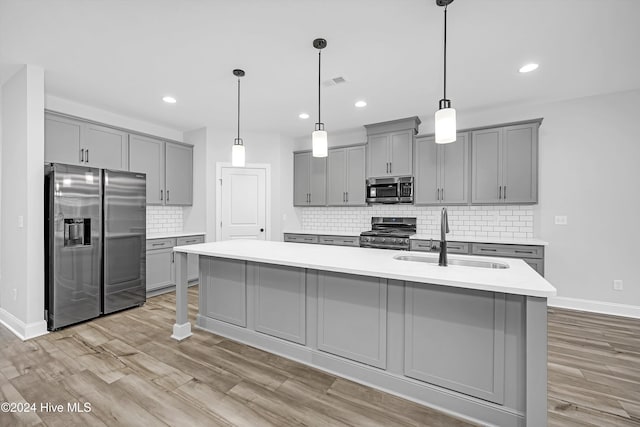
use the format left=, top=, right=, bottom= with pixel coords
left=260, top=228, right=264, bottom=232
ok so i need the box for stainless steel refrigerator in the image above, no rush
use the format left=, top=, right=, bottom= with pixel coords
left=45, top=163, right=146, bottom=330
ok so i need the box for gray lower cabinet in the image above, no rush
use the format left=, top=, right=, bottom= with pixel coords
left=415, top=132, right=469, bottom=205
left=472, top=122, right=539, bottom=204
left=45, top=112, right=128, bottom=170
left=284, top=233, right=359, bottom=247
left=146, top=238, right=175, bottom=292
left=165, top=142, right=193, bottom=206
left=404, top=283, right=506, bottom=404
left=200, top=257, right=247, bottom=327
left=252, top=263, right=306, bottom=344
left=327, top=145, right=366, bottom=206
left=316, top=271, right=387, bottom=369
left=129, top=134, right=164, bottom=204
left=293, top=151, right=326, bottom=206
left=146, top=235, right=204, bottom=293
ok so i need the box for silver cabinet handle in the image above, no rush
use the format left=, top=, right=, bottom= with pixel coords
left=504, top=186, right=507, bottom=200
left=346, top=192, right=348, bottom=203
left=80, top=148, right=84, bottom=162
left=436, top=189, right=439, bottom=200
left=499, top=186, right=502, bottom=199
left=389, top=162, right=392, bottom=174
left=441, top=188, right=444, bottom=201
left=152, top=242, right=164, bottom=246
left=160, top=190, right=163, bottom=201
left=167, top=190, right=170, bottom=202
left=85, top=149, right=89, bottom=163
left=171, top=252, right=174, bottom=263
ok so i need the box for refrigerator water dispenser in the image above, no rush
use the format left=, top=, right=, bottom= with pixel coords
left=64, top=218, right=91, bottom=246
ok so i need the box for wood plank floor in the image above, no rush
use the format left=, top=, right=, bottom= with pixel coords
left=0, top=289, right=638, bottom=426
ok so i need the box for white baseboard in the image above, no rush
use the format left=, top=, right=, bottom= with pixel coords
left=548, top=297, right=640, bottom=319
left=0, top=308, right=48, bottom=340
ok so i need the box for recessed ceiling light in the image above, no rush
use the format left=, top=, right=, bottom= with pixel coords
left=162, top=96, right=177, bottom=104
left=519, top=63, right=539, bottom=73
left=298, top=113, right=310, bottom=119
left=355, top=100, right=367, bottom=108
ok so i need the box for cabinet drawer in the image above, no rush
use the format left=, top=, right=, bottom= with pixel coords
left=318, top=235, right=360, bottom=247
left=284, top=234, right=319, bottom=244
left=471, top=243, right=543, bottom=259
left=177, top=235, right=205, bottom=246
left=410, top=240, right=469, bottom=254
left=146, top=238, right=176, bottom=250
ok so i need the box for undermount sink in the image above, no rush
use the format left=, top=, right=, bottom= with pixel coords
left=393, top=255, right=509, bottom=269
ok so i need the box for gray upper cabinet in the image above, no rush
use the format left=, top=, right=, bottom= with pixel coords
left=129, top=134, right=164, bottom=204
left=165, top=141, right=193, bottom=206
left=327, top=145, right=366, bottom=206
left=472, top=122, right=539, bottom=204
left=45, top=114, right=84, bottom=165
left=415, top=132, right=469, bottom=205
left=83, top=123, right=128, bottom=170
left=365, top=116, right=421, bottom=178
left=293, top=151, right=326, bottom=206
left=45, top=113, right=128, bottom=169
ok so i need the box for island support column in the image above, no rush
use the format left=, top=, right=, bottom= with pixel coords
left=171, top=251, right=192, bottom=340
left=525, top=296, right=548, bottom=426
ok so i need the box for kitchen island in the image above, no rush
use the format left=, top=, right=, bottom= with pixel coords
left=172, top=240, right=556, bottom=427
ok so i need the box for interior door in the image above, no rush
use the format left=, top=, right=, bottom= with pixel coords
left=220, top=167, right=267, bottom=240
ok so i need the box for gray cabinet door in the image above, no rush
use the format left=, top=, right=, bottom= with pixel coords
left=414, top=136, right=439, bottom=204
left=367, top=134, right=389, bottom=177
left=309, top=155, right=326, bottom=206
left=253, top=264, right=306, bottom=345
left=405, top=283, right=506, bottom=404
left=293, top=152, right=310, bottom=206
left=146, top=248, right=174, bottom=291
left=502, top=124, right=538, bottom=204
left=317, top=271, right=387, bottom=369
left=165, top=142, right=193, bottom=205
left=472, top=128, right=502, bottom=204
left=84, top=123, right=128, bottom=170
left=44, top=114, right=83, bottom=165
left=389, top=130, right=413, bottom=176
left=129, top=134, right=164, bottom=205
left=346, top=145, right=366, bottom=205
left=441, top=132, right=469, bottom=204
left=201, top=257, right=246, bottom=327
left=327, top=148, right=346, bottom=205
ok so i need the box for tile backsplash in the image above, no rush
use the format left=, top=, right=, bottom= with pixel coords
left=300, top=205, right=534, bottom=239
left=147, top=206, right=183, bottom=234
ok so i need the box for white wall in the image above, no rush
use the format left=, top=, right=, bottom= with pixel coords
left=183, top=127, right=207, bottom=235
left=0, top=65, right=47, bottom=339
left=201, top=128, right=300, bottom=242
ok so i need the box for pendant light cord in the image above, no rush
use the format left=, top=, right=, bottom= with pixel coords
left=318, top=49, right=322, bottom=125
left=443, top=4, right=448, bottom=100
left=237, top=77, right=241, bottom=141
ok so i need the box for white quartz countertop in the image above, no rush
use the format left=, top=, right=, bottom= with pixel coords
left=174, top=240, right=556, bottom=298
left=283, top=230, right=548, bottom=246
left=411, top=234, right=549, bottom=246
left=147, top=231, right=206, bottom=240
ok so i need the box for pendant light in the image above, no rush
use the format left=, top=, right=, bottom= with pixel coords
left=312, top=38, right=328, bottom=157
left=232, top=69, right=246, bottom=167
left=435, top=0, right=456, bottom=144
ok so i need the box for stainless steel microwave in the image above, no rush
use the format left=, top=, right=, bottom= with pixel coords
left=366, top=176, right=413, bottom=204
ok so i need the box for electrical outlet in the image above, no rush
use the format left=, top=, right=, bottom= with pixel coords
left=613, top=280, right=623, bottom=291
left=554, top=215, right=568, bottom=225
left=12, top=289, right=17, bottom=301
left=17, top=215, right=24, bottom=228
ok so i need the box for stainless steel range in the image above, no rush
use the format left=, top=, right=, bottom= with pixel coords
left=360, top=217, right=416, bottom=250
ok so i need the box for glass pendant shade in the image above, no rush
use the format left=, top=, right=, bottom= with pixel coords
left=312, top=129, right=328, bottom=157
left=232, top=141, right=245, bottom=167
left=435, top=107, right=456, bottom=144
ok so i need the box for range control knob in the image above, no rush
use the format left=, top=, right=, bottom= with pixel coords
left=380, top=238, right=386, bottom=243
left=404, top=239, right=409, bottom=245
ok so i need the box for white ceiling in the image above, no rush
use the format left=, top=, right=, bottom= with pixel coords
left=1, top=0, right=639, bottom=138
